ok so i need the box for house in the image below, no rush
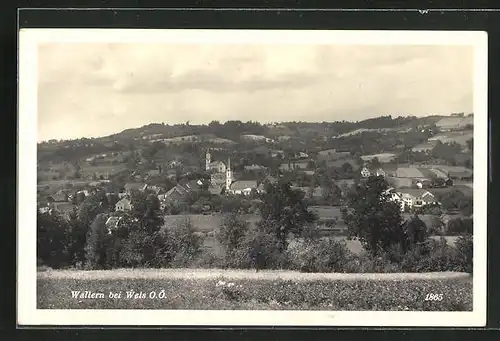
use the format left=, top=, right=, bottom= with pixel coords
left=395, top=189, right=438, bottom=209
left=210, top=172, right=227, bottom=187
left=148, top=185, right=165, bottom=195
left=77, top=189, right=90, bottom=197
left=361, top=167, right=371, bottom=178
left=115, top=198, right=132, bottom=212
left=270, top=150, right=285, bottom=158
left=361, top=167, right=385, bottom=178
left=228, top=180, right=259, bottom=195
left=164, top=184, right=193, bottom=202
left=168, top=160, right=182, bottom=168
left=244, top=164, right=268, bottom=171
left=206, top=161, right=226, bottom=173
left=374, top=168, right=385, bottom=177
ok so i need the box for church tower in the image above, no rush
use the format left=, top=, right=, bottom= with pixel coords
left=225, top=157, right=232, bottom=192
left=205, top=149, right=211, bottom=172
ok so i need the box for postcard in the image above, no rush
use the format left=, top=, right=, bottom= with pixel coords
left=18, top=28, right=488, bottom=327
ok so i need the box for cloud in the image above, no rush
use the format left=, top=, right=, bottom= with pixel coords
left=36, top=43, right=474, bottom=141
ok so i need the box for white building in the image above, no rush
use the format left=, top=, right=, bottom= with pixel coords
left=115, top=198, right=132, bottom=212
left=205, top=149, right=227, bottom=173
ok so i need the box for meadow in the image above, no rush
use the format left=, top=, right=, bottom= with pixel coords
left=37, top=269, right=472, bottom=311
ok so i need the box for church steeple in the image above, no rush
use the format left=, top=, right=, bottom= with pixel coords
left=205, top=148, right=211, bottom=171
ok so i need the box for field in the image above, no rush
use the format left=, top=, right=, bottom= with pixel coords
left=37, top=269, right=472, bottom=311
left=360, top=153, right=396, bottom=163
left=326, top=158, right=358, bottom=168
left=395, top=167, right=426, bottom=178
left=80, top=164, right=127, bottom=178
left=37, top=180, right=91, bottom=191
left=428, top=130, right=473, bottom=147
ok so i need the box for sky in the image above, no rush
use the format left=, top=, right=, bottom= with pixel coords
left=37, top=43, right=474, bottom=142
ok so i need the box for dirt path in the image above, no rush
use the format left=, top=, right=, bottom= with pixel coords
left=38, top=268, right=471, bottom=282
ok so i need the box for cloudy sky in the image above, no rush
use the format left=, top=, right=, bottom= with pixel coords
left=37, top=43, right=473, bottom=142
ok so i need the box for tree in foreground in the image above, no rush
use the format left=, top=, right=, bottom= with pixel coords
left=341, top=176, right=405, bottom=256
left=259, top=181, right=317, bottom=252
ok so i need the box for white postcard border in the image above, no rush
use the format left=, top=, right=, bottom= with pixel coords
left=18, top=28, right=488, bottom=327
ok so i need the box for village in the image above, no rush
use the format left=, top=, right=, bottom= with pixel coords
left=36, top=113, right=474, bottom=252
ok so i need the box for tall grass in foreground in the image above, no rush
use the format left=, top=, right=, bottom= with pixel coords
left=37, top=275, right=472, bottom=311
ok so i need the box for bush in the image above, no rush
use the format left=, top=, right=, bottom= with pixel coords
left=163, top=217, right=203, bottom=267
left=286, top=238, right=358, bottom=273
left=456, top=233, right=473, bottom=273
left=393, top=238, right=463, bottom=272
left=446, top=218, right=473, bottom=235
left=84, top=214, right=114, bottom=269
left=215, top=213, right=249, bottom=266
left=232, top=224, right=286, bottom=270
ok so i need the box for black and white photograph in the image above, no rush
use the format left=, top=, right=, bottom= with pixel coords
left=18, top=29, right=487, bottom=327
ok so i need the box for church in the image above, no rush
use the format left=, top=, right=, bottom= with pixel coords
left=205, top=149, right=258, bottom=195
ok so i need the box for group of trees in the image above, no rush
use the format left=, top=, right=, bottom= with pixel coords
left=212, top=177, right=472, bottom=273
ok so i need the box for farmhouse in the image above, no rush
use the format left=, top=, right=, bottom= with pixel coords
left=396, top=189, right=438, bottom=209
left=361, top=167, right=385, bottom=178
left=164, top=184, right=191, bottom=202
left=115, top=198, right=132, bottom=212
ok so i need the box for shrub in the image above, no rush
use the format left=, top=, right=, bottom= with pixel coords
left=286, top=238, right=358, bottom=273
left=446, top=218, right=473, bottom=235
left=215, top=213, right=249, bottom=266
left=455, top=233, right=473, bottom=273
left=189, top=250, right=225, bottom=269
left=232, top=224, right=286, bottom=270
left=84, top=214, right=114, bottom=269
left=164, top=217, right=203, bottom=267
left=398, top=238, right=463, bottom=272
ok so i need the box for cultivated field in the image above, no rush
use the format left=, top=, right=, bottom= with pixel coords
left=360, top=153, right=397, bottom=163
left=428, top=130, right=473, bottom=147
left=37, top=269, right=472, bottom=311
left=396, top=167, right=426, bottom=178
left=80, top=164, right=127, bottom=178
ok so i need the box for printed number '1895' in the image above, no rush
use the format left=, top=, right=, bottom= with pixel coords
left=424, top=293, right=443, bottom=301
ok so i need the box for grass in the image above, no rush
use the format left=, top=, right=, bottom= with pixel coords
left=80, top=164, right=127, bottom=178
left=37, top=269, right=472, bottom=311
